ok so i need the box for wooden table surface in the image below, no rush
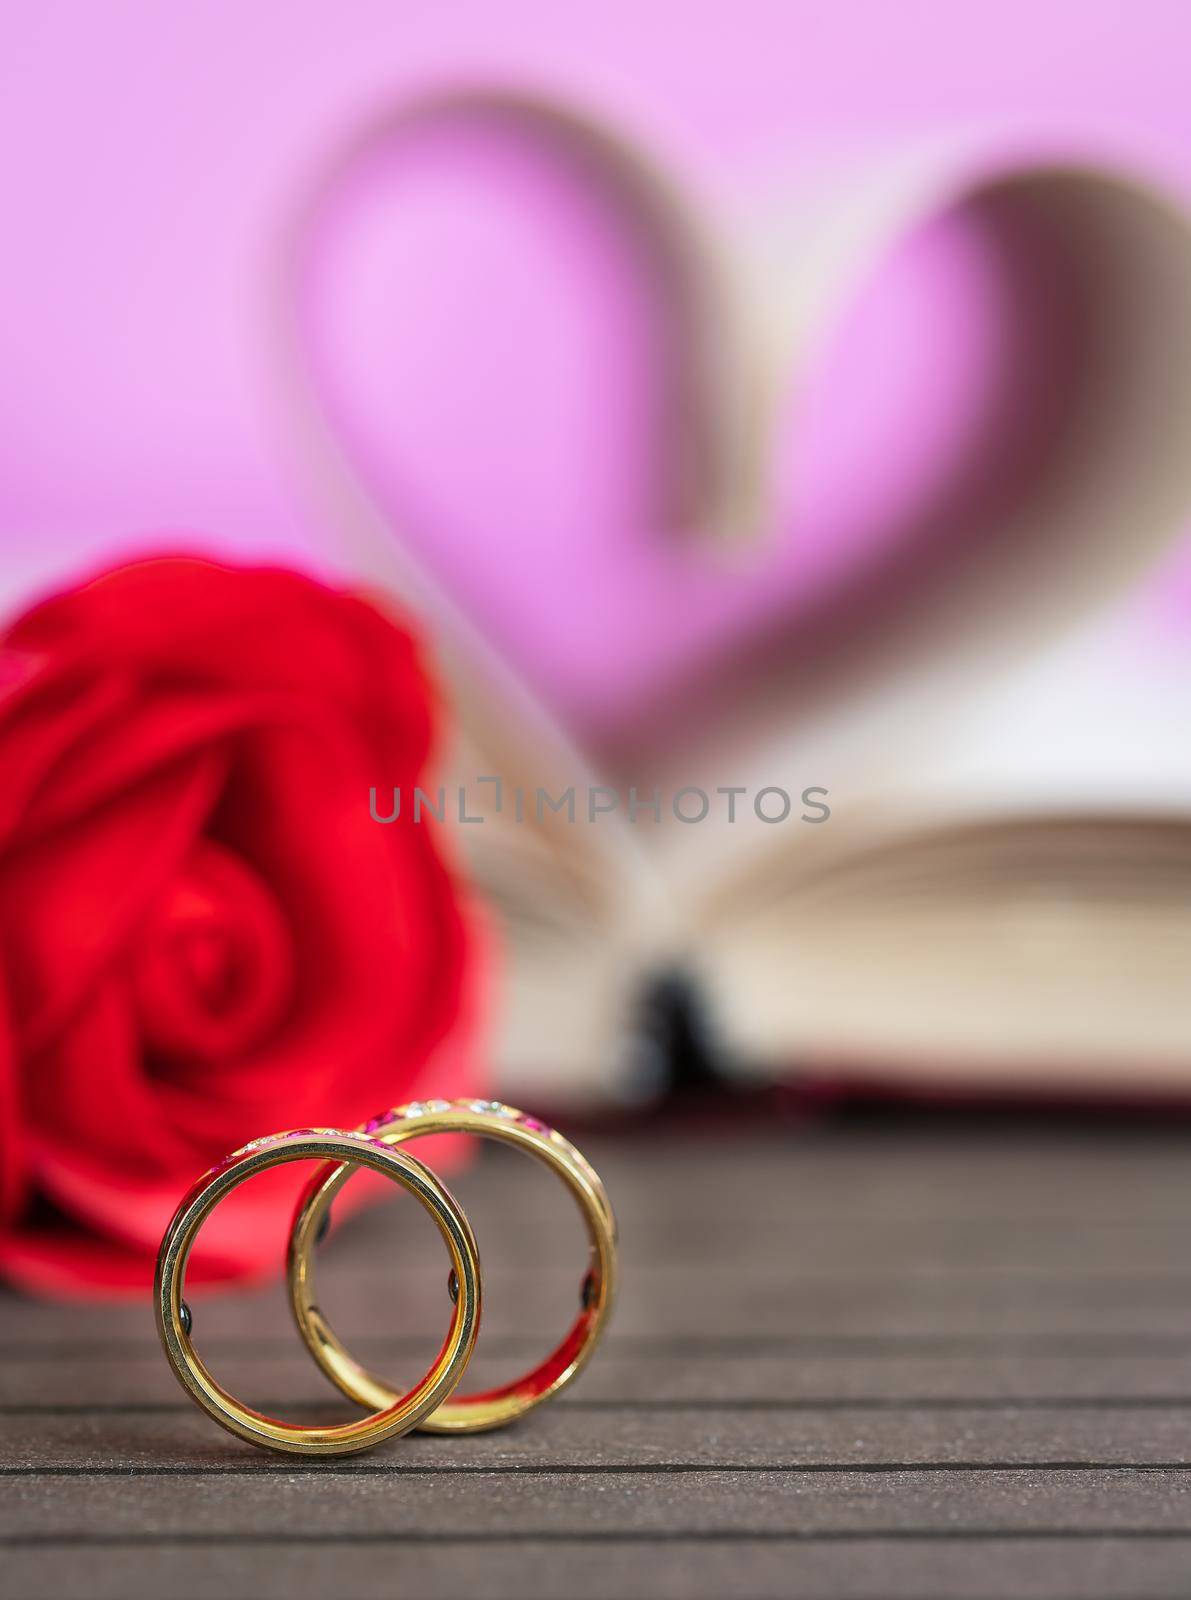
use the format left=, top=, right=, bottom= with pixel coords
left=4, top=1123, right=1191, bottom=1599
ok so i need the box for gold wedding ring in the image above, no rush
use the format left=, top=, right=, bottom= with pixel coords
left=288, top=1099, right=617, bottom=1432
left=156, top=1128, right=480, bottom=1455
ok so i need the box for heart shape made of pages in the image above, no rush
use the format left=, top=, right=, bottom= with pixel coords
left=285, top=89, right=1191, bottom=780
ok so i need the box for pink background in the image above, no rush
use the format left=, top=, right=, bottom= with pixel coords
left=3, top=0, right=1191, bottom=754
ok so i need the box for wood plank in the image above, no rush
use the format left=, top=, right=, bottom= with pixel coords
left=3, top=1401, right=1191, bottom=1474
left=3, top=1466, right=1190, bottom=1540
left=16, top=1131, right=1172, bottom=1242
left=553, top=1135, right=1191, bottom=1223
left=4, top=1536, right=1191, bottom=1600
left=16, top=1344, right=1191, bottom=1408
left=6, top=1270, right=1191, bottom=1348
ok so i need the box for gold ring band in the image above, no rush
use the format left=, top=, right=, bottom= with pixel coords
left=156, top=1128, right=481, bottom=1455
left=287, top=1100, right=617, bottom=1432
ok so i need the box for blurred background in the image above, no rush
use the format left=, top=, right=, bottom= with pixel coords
left=3, top=0, right=1191, bottom=1122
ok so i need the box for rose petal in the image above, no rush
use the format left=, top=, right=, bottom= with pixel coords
left=3, top=748, right=227, bottom=1051
left=28, top=979, right=199, bottom=1180
left=132, top=839, right=295, bottom=1069
left=9, top=559, right=433, bottom=757
left=0, top=1211, right=266, bottom=1297
left=0, top=970, right=25, bottom=1224
left=176, top=721, right=467, bottom=1134
left=0, top=663, right=133, bottom=849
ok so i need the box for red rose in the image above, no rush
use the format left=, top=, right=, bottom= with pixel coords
left=0, top=555, right=481, bottom=1297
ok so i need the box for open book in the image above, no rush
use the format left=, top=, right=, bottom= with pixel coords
left=279, top=88, right=1191, bottom=1106
left=432, top=616, right=1191, bottom=1106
